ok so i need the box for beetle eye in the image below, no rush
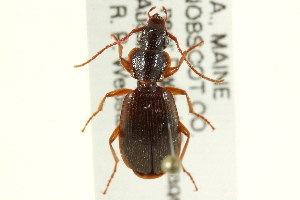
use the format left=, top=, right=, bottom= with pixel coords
left=137, top=33, right=142, bottom=45
left=163, top=37, right=170, bottom=49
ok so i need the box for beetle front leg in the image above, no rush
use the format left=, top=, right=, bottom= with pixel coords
left=164, top=87, right=215, bottom=130
left=102, top=125, right=120, bottom=195
left=110, top=34, right=133, bottom=74
left=81, top=88, right=132, bottom=132
left=74, top=25, right=146, bottom=68
left=166, top=32, right=224, bottom=83
left=162, top=42, right=201, bottom=79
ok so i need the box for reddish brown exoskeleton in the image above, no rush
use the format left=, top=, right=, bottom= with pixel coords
left=75, top=6, right=224, bottom=194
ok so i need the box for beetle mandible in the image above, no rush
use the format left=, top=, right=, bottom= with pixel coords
left=75, top=6, right=225, bottom=194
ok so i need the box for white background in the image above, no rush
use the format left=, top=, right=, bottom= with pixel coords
left=0, top=1, right=299, bottom=200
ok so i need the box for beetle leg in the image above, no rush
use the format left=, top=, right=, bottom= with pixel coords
left=179, top=122, right=198, bottom=191
left=81, top=88, right=132, bottom=132
left=110, top=34, right=133, bottom=74
left=166, top=31, right=225, bottom=83
left=74, top=25, right=146, bottom=68
left=102, top=125, right=120, bottom=195
left=164, top=87, right=215, bottom=131
left=163, top=42, right=202, bottom=79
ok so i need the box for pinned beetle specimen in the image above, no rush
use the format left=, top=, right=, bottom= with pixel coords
left=75, top=6, right=224, bottom=194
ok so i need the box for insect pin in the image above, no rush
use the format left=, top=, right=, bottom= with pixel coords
left=75, top=6, right=224, bottom=194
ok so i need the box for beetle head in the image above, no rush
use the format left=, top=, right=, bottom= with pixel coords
left=147, top=6, right=168, bottom=28
left=137, top=6, right=169, bottom=51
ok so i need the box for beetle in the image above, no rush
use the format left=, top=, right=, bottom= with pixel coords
left=75, top=6, right=224, bottom=194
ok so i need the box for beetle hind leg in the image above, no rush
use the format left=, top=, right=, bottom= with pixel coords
left=102, top=125, right=120, bottom=195
left=179, top=122, right=198, bottom=191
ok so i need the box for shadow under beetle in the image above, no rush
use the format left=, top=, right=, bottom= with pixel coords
left=75, top=6, right=225, bottom=194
